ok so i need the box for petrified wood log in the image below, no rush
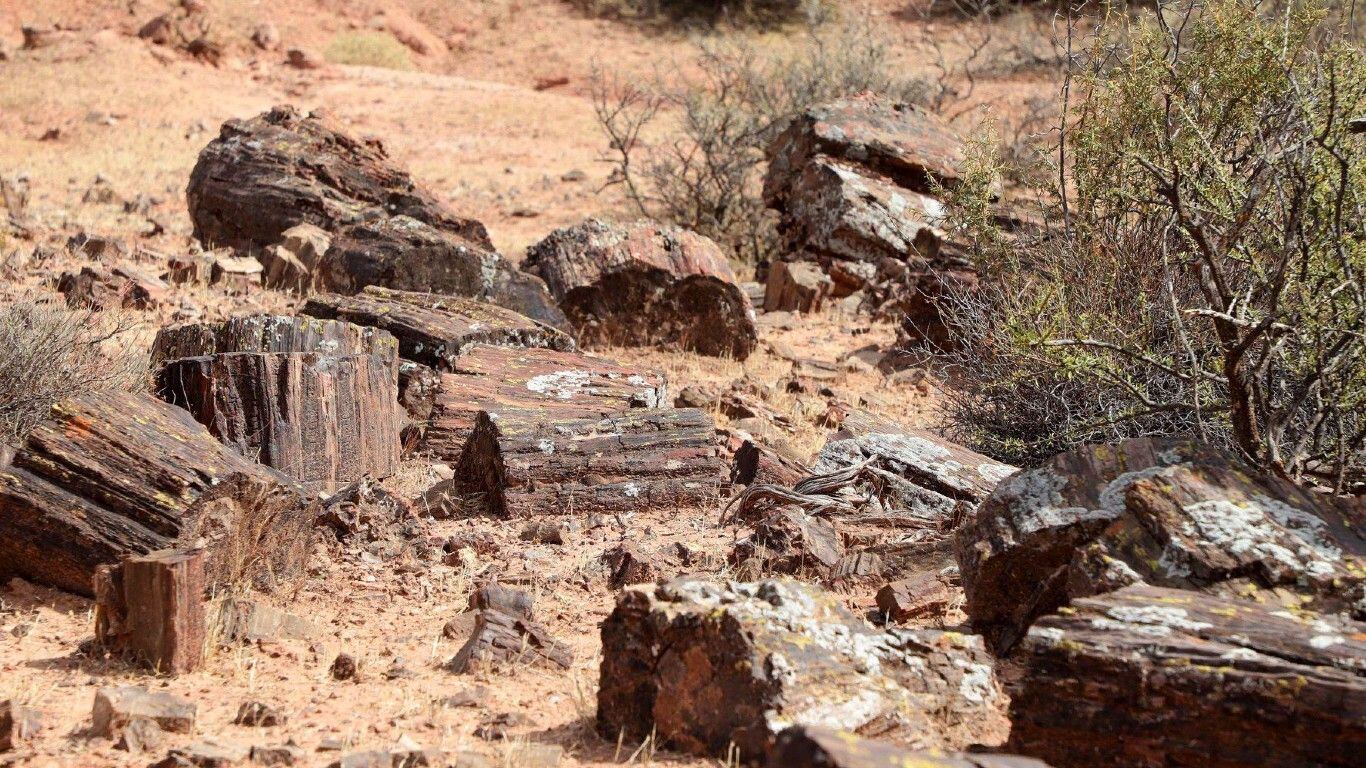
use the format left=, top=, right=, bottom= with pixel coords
left=0, top=392, right=313, bottom=597
left=94, top=548, right=207, bottom=674
left=150, top=314, right=398, bottom=369
left=421, top=344, right=667, bottom=459
left=771, top=726, right=1052, bottom=768
left=1007, top=585, right=1365, bottom=768
left=317, top=215, right=566, bottom=328
left=186, top=106, right=491, bottom=253
left=302, top=285, right=575, bottom=370
left=598, top=578, right=1007, bottom=762
left=956, top=437, right=1366, bottom=654
left=449, top=407, right=722, bottom=518
left=158, top=352, right=401, bottom=494
left=524, top=219, right=758, bottom=359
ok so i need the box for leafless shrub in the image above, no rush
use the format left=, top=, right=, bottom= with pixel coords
left=592, top=19, right=930, bottom=264
left=569, top=0, right=831, bottom=29
left=0, top=299, right=148, bottom=443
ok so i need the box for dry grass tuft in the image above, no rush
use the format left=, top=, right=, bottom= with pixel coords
left=326, top=31, right=414, bottom=70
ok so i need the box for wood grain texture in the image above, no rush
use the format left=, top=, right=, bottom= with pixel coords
left=150, top=314, right=398, bottom=370
left=95, top=548, right=207, bottom=674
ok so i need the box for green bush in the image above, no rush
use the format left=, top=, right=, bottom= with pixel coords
left=934, top=0, right=1365, bottom=490
left=325, top=31, right=413, bottom=70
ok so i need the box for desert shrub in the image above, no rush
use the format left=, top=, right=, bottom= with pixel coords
left=570, top=0, right=830, bottom=28
left=0, top=301, right=148, bottom=443
left=325, top=31, right=413, bottom=70
left=593, top=20, right=929, bottom=265
left=932, top=0, right=1365, bottom=491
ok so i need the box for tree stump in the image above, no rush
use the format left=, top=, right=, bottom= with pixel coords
left=421, top=345, right=667, bottom=459
left=150, top=314, right=398, bottom=370
left=303, top=285, right=574, bottom=371
left=524, top=219, right=758, bottom=359
left=438, top=407, right=722, bottom=518
left=158, top=352, right=401, bottom=494
left=0, top=393, right=314, bottom=597
left=186, top=106, right=491, bottom=254
left=94, top=549, right=207, bottom=674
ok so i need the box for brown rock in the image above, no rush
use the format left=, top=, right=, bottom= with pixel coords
left=318, top=215, right=565, bottom=328
left=114, top=716, right=164, bottom=753
left=158, top=351, right=401, bottom=494
left=420, top=344, right=666, bottom=459
left=56, top=264, right=163, bottom=310
left=763, top=259, right=831, bottom=313
left=21, top=25, right=61, bottom=50
left=284, top=48, right=324, bottom=69
left=187, top=106, right=489, bottom=255
left=250, top=22, right=280, bottom=51
left=731, top=507, right=844, bottom=580
left=92, top=687, right=196, bottom=738
left=448, top=585, right=572, bottom=673
left=250, top=744, right=306, bottom=766
left=210, top=254, right=263, bottom=293
left=771, top=726, right=1052, bottom=768
left=0, top=392, right=314, bottom=597
left=598, top=578, right=1007, bottom=762
left=214, top=598, right=318, bottom=645
left=233, top=701, right=285, bottom=727
left=956, top=437, right=1366, bottom=654
left=303, top=285, right=574, bottom=371
left=152, top=740, right=251, bottom=767
left=1008, top=585, right=1364, bottom=768
left=525, top=219, right=758, bottom=359
left=876, top=572, right=957, bottom=623
left=602, top=542, right=682, bottom=589
left=259, top=223, right=330, bottom=291
left=0, top=701, right=42, bottom=752
left=730, top=439, right=808, bottom=487
left=330, top=653, right=358, bottom=681
left=93, top=548, right=206, bottom=674
left=317, top=478, right=411, bottom=543
left=446, top=407, right=722, bottom=518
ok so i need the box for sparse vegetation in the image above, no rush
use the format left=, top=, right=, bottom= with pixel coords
left=593, top=19, right=929, bottom=264
left=932, top=0, right=1366, bottom=490
left=0, top=300, right=148, bottom=443
left=325, top=31, right=414, bottom=70
left=570, top=0, right=831, bottom=29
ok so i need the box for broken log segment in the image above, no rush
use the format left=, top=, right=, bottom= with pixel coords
left=442, top=407, right=722, bottom=518
left=524, top=219, right=758, bottom=359
left=421, top=344, right=668, bottom=460
left=302, top=285, right=575, bottom=371
left=0, top=392, right=314, bottom=597
left=158, top=351, right=401, bottom=494
left=94, top=548, right=207, bottom=674
left=150, top=314, right=398, bottom=370
left=1007, top=585, right=1365, bottom=768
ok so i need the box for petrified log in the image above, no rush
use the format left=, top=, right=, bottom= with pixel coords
left=956, top=437, right=1366, bottom=654
left=92, top=687, right=196, bottom=738
left=451, top=407, right=723, bottom=518
left=150, top=314, right=398, bottom=369
left=876, top=572, right=957, bottom=624
left=186, top=106, right=491, bottom=253
left=302, top=285, right=574, bottom=370
left=94, top=548, right=207, bottom=674
left=317, top=216, right=566, bottom=328
left=158, top=352, right=401, bottom=494
left=1008, top=585, right=1365, bottom=768
left=763, top=259, right=830, bottom=313
left=598, top=578, right=1007, bottom=762
left=421, top=344, right=667, bottom=459
left=0, top=393, right=314, bottom=597
left=771, top=726, right=1052, bottom=768
left=447, top=584, right=572, bottom=673
left=766, top=93, right=970, bottom=204
left=524, top=219, right=758, bottom=359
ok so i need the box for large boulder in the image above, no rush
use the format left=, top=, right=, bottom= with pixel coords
left=598, top=578, right=1007, bottom=762
left=524, top=219, right=758, bottom=359
left=186, top=106, right=490, bottom=253
left=956, top=437, right=1366, bottom=654
left=1008, top=584, right=1365, bottom=768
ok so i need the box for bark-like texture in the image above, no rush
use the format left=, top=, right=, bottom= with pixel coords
left=771, top=726, right=1051, bottom=768
left=94, top=548, right=207, bottom=674
left=447, top=585, right=572, bottom=673
left=303, top=285, right=574, bottom=370
left=524, top=219, right=758, bottom=359
left=317, top=215, right=566, bottom=327
left=150, top=314, right=398, bottom=369
left=158, top=352, right=401, bottom=494
left=186, top=106, right=491, bottom=253
left=0, top=393, right=313, bottom=597
left=955, top=437, right=1366, bottom=654
left=421, top=344, right=667, bottom=459
left=1008, top=585, right=1365, bottom=768
left=449, top=407, right=722, bottom=518
left=598, top=578, right=1007, bottom=763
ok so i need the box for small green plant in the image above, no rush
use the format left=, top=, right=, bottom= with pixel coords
left=325, top=31, right=413, bottom=70
left=933, top=0, right=1366, bottom=490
